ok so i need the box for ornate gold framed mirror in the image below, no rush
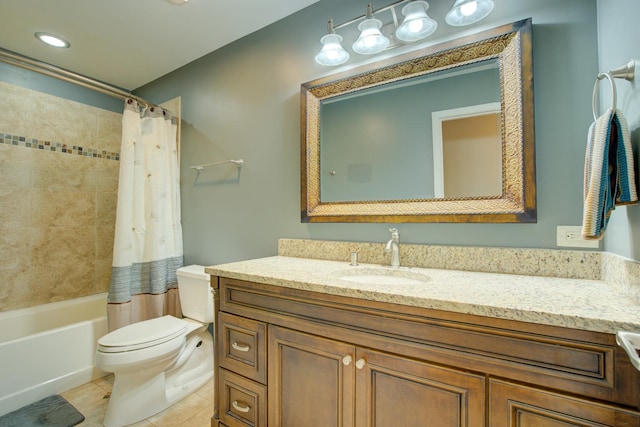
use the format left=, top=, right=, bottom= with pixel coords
left=301, top=18, right=535, bottom=223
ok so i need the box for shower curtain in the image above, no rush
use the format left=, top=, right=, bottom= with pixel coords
left=107, top=99, right=183, bottom=331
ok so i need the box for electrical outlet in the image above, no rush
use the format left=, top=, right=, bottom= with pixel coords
left=556, top=226, right=600, bottom=248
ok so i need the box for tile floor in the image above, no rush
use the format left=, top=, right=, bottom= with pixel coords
left=61, top=374, right=214, bottom=427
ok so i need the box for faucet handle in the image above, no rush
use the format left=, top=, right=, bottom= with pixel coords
left=389, top=228, right=399, bottom=239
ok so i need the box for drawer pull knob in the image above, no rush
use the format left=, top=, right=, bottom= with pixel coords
left=342, top=355, right=352, bottom=366
left=355, top=358, right=366, bottom=370
left=232, top=342, right=250, bottom=352
left=232, top=400, right=251, bottom=413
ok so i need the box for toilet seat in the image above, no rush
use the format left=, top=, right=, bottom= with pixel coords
left=98, top=315, right=188, bottom=353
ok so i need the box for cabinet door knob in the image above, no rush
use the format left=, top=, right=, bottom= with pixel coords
left=232, top=400, right=251, bottom=413
left=355, top=358, right=366, bottom=370
left=232, top=342, right=250, bottom=352
left=342, top=355, right=353, bottom=366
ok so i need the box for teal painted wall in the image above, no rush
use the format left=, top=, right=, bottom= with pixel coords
left=597, top=0, right=640, bottom=260
left=135, top=0, right=604, bottom=266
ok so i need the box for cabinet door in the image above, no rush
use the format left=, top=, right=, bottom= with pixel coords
left=355, top=348, right=485, bottom=427
left=490, top=380, right=640, bottom=427
left=268, top=326, right=355, bottom=427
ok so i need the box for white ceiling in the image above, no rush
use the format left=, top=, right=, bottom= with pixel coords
left=0, top=0, right=319, bottom=90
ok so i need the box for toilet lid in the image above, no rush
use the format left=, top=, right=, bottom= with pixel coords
left=97, top=315, right=188, bottom=353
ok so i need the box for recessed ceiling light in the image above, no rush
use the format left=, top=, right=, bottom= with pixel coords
left=35, top=32, right=70, bottom=48
left=165, top=0, right=189, bottom=5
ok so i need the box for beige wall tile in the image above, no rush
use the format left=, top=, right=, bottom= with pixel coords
left=0, top=81, right=122, bottom=313
left=97, top=110, right=123, bottom=153
left=0, top=82, right=32, bottom=137
left=29, top=262, right=95, bottom=303
left=96, top=191, right=117, bottom=226
left=0, top=144, right=32, bottom=187
left=0, top=227, right=31, bottom=270
left=31, top=92, right=98, bottom=147
left=0, top=268, right=33, bottom=311
left=96, top=226, right=115, bottom=261
left=94, top=259, right=113, bottom=294
left=0, top=186, right=31, bottom=228
left=32, top=150, right=97, bottom=190
left=95, top=225, right=114, bottom=293
left=30, top=226, right=95, bottom=267
left=31, top=188, right=96, bottom=227
left=95, top=158, right=119, bottom=192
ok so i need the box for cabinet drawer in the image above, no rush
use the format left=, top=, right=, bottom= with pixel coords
left=218, top=312, right=267, bottom=384
left=219, top=368, right=267, bottom=427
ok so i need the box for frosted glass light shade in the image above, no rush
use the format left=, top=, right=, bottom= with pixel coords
left=315, top=33, right=350, bottom=66
left=395, top=1, right=437, bottom=42
left=445, top=0, right=494, bottom=26
left=352, top=18, right=389, bottom=55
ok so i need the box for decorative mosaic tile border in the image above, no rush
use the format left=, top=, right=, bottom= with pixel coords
left=1, top=132, right=120, bottom=160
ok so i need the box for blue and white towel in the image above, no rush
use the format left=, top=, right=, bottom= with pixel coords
left=582, top=108, right=638, bottom=239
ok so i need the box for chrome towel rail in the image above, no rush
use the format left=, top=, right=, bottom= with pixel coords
left=191, top=159, right=244, bottom=173
left=592, top=59, right=636, bottom=120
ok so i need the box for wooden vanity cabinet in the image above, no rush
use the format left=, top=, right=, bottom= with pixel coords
left=211, top=277, right=640, bottom=427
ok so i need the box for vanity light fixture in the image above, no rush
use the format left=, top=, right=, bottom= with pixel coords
left=35, top=32, right=70, bottom=49
left=352, top=4, right=390, bottom=55
left=315, top=19, right=350, bottom=66
left=395, top=1, right=437, bottom=42
left=315, top=0, right=495, bottom=66
left=445, top=0, right=494, bottom=26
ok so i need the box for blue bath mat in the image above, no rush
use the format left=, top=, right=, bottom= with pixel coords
left=0, top=395, right=84, bottom=427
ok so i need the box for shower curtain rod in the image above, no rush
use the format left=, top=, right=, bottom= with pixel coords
left=0, top=47, right=156, bottom=108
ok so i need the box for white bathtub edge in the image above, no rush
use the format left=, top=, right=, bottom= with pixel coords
left=0, top=364, right=108, bottom=417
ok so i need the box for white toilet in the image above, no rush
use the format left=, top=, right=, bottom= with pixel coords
left=95, top=265, right=214, bottom=427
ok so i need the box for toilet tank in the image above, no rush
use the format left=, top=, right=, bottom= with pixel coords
left=177, top=265, right=214, bottom=323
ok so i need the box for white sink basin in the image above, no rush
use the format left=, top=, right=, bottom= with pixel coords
left=338, top=267, right=430, bottom=285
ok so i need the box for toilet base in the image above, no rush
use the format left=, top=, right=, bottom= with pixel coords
left=103, top=328, right=213, bottom=427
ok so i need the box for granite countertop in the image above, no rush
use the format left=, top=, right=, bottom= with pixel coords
left=206, top=255, right=640, bottom=335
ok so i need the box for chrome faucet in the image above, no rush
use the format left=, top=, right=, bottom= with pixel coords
left=384, top=228, right=400, bottom=268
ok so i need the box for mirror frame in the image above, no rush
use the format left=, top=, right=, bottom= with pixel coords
left=301, top=18, right=535, bottom=223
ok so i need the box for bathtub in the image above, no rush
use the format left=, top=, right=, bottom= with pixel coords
left=0, top=293, right=109, bottom=416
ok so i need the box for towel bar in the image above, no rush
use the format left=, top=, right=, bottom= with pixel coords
left=592, top=60, right=636, bottom=120
left=191, top=159, right=244, bottom=173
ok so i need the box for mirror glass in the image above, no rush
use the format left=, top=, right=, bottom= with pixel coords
left=301, top=19, right=536, bottom=223
left=320, top=60, right=500, bottom=202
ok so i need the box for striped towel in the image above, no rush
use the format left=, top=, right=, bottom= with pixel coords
left=582, top=108, right=638, bottom=240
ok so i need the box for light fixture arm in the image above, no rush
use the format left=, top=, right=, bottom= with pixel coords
left=365, top=3, right=375, bottom=19
left=326, top=19, right=335, bottom=34
left=390, top=6, right=400, bottom=28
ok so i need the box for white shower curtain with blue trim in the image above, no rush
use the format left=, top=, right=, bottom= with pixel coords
left=107, top=99, right=183, bottom=331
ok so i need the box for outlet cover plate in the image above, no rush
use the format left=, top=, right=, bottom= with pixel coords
left=556, top=226, right=600, bottom=248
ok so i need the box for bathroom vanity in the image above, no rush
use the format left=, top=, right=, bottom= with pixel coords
left=206, top=253, right=640, bottom=427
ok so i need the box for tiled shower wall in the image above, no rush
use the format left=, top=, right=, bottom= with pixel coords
left=0, top=81, right=122, bottom=312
